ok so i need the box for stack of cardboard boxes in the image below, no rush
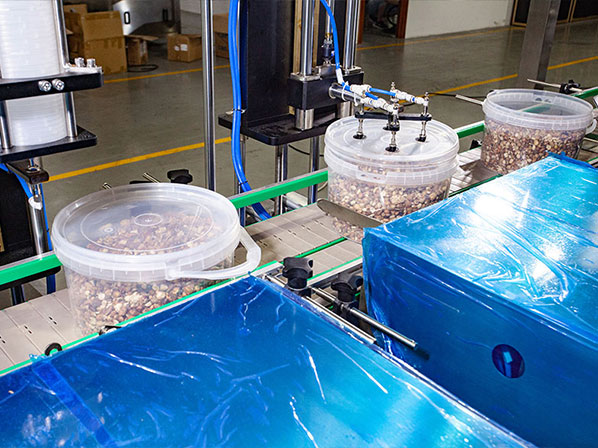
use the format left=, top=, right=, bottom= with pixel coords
left=65, top=7, right=127, bottom=75
left=167, top=13, right=229, bottom=63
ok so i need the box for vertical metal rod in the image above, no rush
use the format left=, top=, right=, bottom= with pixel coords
left=201, top=0, right=216, bottom=191
left=343, top=0, right=359, bottom=70
left=237, top=135, right=247, bottom=226
left=324, top=0, right=335, bottom=35
left=0, top=101, right=11, bottom=149
left=274, top=144, right=288, bottom=215
left=53, top=0, right=78, bottom=137
left=10, top=285, right=26, bottom=306
left=28, top=183, right=49, bottom=255
left=300, top=0, right=316, bottom=76
left=308, top=137, right=320, bottom=204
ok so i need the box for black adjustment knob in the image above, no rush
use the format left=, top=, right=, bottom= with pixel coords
left=560, top=79, right=581, bottom=94
left=167, top=169, right=193, bottom=184
left=331, top=273, right=363, bottom=304
left=282, top=257, right=313, bottom=291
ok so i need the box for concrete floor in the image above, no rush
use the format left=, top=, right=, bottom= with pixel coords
left=2, top=18, right=598, bottom=305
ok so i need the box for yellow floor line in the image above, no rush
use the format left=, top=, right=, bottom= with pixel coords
left=50, top=54, right=598, bottom=183
left=432, top=55, right=598, bottom=95
left=357, top=27, right=513, bottom=52
left=48, top=137, right=232, bottom=182
left=104, top=64, right=230, bottom=84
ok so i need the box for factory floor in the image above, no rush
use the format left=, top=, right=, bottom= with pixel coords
left=3, top=18, right=598, bottom=306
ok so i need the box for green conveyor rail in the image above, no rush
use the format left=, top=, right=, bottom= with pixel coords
left=2, top=86, right=597, bottom=288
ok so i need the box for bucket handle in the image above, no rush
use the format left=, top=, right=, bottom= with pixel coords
left=166, top=228, right=261, bottom=280
left=586, top=118, right=597, bottom=135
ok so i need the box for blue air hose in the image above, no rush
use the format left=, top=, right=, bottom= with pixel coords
left=228, top=0, right=271, bottom=220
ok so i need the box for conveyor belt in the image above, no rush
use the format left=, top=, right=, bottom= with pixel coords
left=0, top=147, right=495, bottom=371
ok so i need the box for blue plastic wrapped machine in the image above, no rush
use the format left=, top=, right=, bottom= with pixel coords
left=363, top=155, right=598, bottom=447
left=0, top=277, right=529, bottom=447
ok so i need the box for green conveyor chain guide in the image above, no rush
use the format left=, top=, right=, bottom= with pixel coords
left=1, top=87, right=597, bottom=288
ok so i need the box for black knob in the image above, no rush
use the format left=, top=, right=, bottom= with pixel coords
left=331, top=273, right=363, bottom=304
left=282, top=257, right=313, bottom=291
left=167, top=169, right=193, bottom=184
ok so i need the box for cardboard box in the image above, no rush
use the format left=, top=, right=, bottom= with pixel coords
left=125, top=35, right=156, bottom=66
left=213, top=13, right=229, bottom=59
left=63, top=3, right=88, bottom=15
left=167, top=34, right=202, bottom=62
left=66, top=11, right=126, bottom=74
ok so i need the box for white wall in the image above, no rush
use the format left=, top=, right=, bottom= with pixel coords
left=405, top=0, right=514, bottom=38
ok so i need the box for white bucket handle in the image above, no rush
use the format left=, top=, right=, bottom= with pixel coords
left=167, top=228, right=261, bottom=280
left=586, top=117, right=597, bottom=135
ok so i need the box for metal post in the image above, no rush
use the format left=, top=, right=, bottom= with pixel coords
left=274, top=144, right=288, bottom=215
left=236, top=135, right=247, bottom=226
left=308, top=137, right=320, bottom=204
left=0, top=101, right=11, bottom=149
left=516, top=0, right=561, bottom=88
left=324, top=0, right=335, bottom=35
left=28, top=183, right=49, bottom=255
left=343, top=0, right=359, bottom=71
left=201, top=0, right=216, bottom=190
left=296, top=0, right=316, bottom=130
left=53, top=0, right=78, bottom=137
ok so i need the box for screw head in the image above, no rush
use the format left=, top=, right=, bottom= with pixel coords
left=52, top=79, right=65, bottom=91
left=38, top=80, right=52, bottom=92
left=86, top=58, right=97, bottom=68
left=74, top=57, right=85, bottom=67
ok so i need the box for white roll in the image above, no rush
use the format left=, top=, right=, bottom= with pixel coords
left=0, top=0, right=68, bottom=146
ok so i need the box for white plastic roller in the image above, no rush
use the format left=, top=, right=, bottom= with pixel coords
left=0, top=0, right=68, bottom=146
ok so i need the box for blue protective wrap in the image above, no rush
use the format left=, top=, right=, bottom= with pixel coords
left=363, top=155, right=598, bottom=447
left=0, top=277, right=530, bottom=447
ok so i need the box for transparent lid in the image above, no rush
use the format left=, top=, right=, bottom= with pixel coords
left=482, top=89, right=593, bottom=131
left=324, top=117, right=459, bottom=185
left=51, top=184, right=241, bottom=282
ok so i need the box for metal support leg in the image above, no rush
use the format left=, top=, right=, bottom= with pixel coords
left=516, top=0, right=561, bottom=88
left=236, top=135, right=247, bottom=226
left=274, top=144, right=288, bottom=215
left=10, top=286, right=26, bottom=306
left=0, top=101, right=11, bottom=149
left=308, top=137, right=320, bottom=204
left=201, top=0, right=216, bottom=190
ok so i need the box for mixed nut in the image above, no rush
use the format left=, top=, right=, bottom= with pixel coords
left=328, top=171, right=451, bottom=241
left=481, top=118, right=585, bottom=174
left=67, top=213, right=227, bottom=334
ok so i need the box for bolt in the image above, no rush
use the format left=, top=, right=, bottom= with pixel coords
left=38, top=80, right=52, bottom=92
left=75, top=57, right=85, bottom=67
left=86, top=58, right=97, bottom=68
left=52, top=79, right=65, bottom=91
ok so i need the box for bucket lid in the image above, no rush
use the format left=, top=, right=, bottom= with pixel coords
left=51, top=184, right=242, bottom=282
left=324, top=117, right=459, bottom=185
left=482, top=89, right=594, bottom=131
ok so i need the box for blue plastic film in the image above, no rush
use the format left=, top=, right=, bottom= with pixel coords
left=364, top=155, right=598, bottom=447
left=0, top=277, right=529, bottom=447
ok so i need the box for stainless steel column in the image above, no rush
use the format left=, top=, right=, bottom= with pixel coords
left=236, top=135, right=247, bottom=226
left=29, top=183, right=49, bottom=255
left=516, top=0, right=561, bottom=88
left=296, top=0, right=316, bottom=130
left=324, top=0, right=335, bottom=35
left=307, top=137, right=320, bottom=204
left=0, top=101, right=11, bottom=149
left=343, top=0, right=360, bottom=71
left=299, top=0, right=316, bottom=76
left=53, top=0, right=77, bottom=137
left=274, top=144, right=288, bottom=215
left=201, top=0, right=217, bottom=190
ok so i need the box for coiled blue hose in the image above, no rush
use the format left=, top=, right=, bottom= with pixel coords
left=228, top=0, right=271, bottom=220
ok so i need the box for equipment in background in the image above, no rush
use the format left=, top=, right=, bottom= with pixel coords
left=0, top=0, right=103, bottom=305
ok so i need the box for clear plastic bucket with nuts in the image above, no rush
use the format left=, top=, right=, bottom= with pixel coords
left=481, top=89, right=594, bottom=174
left=324, top=117, right=459, bottom=241
left=51, top=184, right=261, bottom=335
